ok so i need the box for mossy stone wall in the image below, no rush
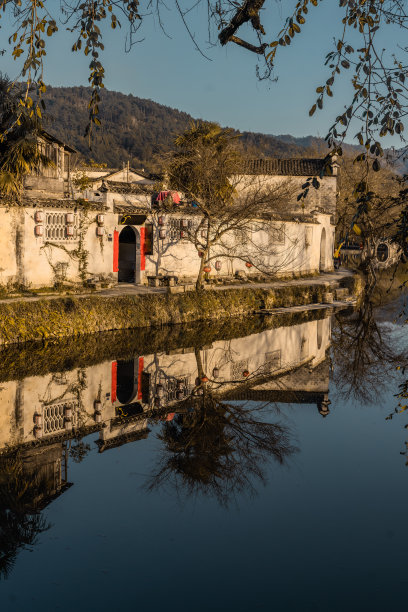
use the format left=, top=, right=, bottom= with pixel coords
left=0, top=277, right=359, bottom=346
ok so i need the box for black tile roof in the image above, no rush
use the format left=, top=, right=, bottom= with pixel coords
left=114, top=203, right=150, bottom=214
left=18, top=196, right=107, bottom=211
left=244, top=158, right=327, bottom=176
left=106, top=180, right=153, bottom=194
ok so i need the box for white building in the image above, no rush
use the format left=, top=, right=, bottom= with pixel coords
left=0, top=134, right=338, bottom=289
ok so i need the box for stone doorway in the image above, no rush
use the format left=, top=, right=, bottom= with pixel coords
left=118, top=226, right=140, bottom=283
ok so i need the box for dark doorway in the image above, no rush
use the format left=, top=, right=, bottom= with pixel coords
left=116, top=359, right=137, bottom=404
left=118, top=226, right=140, bottom=283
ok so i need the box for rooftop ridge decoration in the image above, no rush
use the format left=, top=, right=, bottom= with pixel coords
left=244, top=158, right=327, bottom=177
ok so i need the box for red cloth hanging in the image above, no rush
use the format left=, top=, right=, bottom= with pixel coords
left=156, top=191, right=181, bottom=203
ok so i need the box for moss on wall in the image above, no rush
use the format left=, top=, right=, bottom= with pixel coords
left=0, top=308, right=329, bottom=382
left=0, top=278, right=354, bottom=347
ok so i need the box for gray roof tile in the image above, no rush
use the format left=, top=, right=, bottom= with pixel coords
left=244, top=158, right=327, bottom=176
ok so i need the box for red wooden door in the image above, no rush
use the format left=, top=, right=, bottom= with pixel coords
left=113, top=230, right=119, bottom=272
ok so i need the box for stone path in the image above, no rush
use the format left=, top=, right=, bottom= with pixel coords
left=0, top=269, right=355, bottom=304
left=98, top=269, right=354, bottom=296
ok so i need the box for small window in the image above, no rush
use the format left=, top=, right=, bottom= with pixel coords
left=305, top=226, right=313, bottom=247
left=376, top=243, right=389, bottom=263
left=145, top=223, right=154, bottom=255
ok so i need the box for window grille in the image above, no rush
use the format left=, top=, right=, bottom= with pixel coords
left=269, top=224, right=285, bottom=245
left=43, top=400, right=78, bottom=435
left=45, top=212, right=79, bottom=241
left=169, top=218, right=180, bottom=241
left=230, top=358, right=249, bottom=380
left=168, top=218, right=196, bottom=241
left=165, top=376, right=191, bottom=401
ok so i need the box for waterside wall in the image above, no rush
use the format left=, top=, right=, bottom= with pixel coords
left=0, top=275, right=362, bottom=346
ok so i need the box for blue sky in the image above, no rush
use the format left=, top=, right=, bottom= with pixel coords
left=0, top=1, right=402, bottom=147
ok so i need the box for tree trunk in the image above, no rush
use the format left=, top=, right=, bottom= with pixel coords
left=195, top=229, right=210, bottom=290
left=196, top=254, right=206, bottom=291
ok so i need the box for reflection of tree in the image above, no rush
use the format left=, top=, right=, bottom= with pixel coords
left=0, top=455, right=50, bottom=580
left=146, top=395, right=295, bottom=506
left=332, top=284, right=407, bottom=403
left=145, top=349, right=296, bottom=506
left=68, top=439, right=91, bottom=463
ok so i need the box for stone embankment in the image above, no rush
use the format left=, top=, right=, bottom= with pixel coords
left=0, top=272, right=361, bottom=346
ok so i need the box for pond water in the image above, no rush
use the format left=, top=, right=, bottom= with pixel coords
left=0, top=301, right=407, bottom=612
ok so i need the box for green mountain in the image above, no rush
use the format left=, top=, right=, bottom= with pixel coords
left=43, top=85, right=334, bottom=170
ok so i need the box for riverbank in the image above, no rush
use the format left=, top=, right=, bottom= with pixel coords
left=0, top=271, right=361, bottom=346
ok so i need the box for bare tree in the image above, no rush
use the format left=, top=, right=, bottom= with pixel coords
left=165, top=122, right=301, bottom=289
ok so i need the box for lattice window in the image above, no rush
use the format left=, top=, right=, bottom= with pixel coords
left=165, top=376, right=191, bottom=401
left=43, top=400, right=78, bottom=435
left=169, top=218, right=181, bottom=241
left=269, top=223, right=285, bottom=245
left=230, top=358, right=249, bottom=380
left=168, top=218, right=196, bottom=242
left=263, top=350, right=281, bottom=373
left=45, top=212, right=79, bottom=241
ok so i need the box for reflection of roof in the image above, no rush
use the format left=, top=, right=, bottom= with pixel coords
left=35, top=482, right=73, bottom=511
left=244, top=158, right=327, bottom=176
left=96, top=428, right=150, bottom=452
left=0, top=425, right=102, bottom=455
left=230, top=389, right=328, bottom=405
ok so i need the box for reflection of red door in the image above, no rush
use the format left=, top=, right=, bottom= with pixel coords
left=111, top=361, right=117, bottom=402
left=137, top=357, right=144, bottom=400
left=113, top=230, right=119, bottom=272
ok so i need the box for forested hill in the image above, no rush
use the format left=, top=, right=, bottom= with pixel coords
left=43, top=85, right=331, bottom=169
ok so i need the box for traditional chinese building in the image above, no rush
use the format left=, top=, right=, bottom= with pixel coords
left=0, top=133, right=338, bottom=289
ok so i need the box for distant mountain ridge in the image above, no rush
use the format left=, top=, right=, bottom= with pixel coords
left=43, top=85, right=352, bottom=170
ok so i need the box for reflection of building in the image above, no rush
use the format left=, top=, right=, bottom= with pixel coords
left=228, top=360, right=331, bottom=417
left=0, top=443, right=72, bottom=511
left=0, top=313, right=332, bottom=463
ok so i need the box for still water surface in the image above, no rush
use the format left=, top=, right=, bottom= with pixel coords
left=0, top=303, right=407, bottom=611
